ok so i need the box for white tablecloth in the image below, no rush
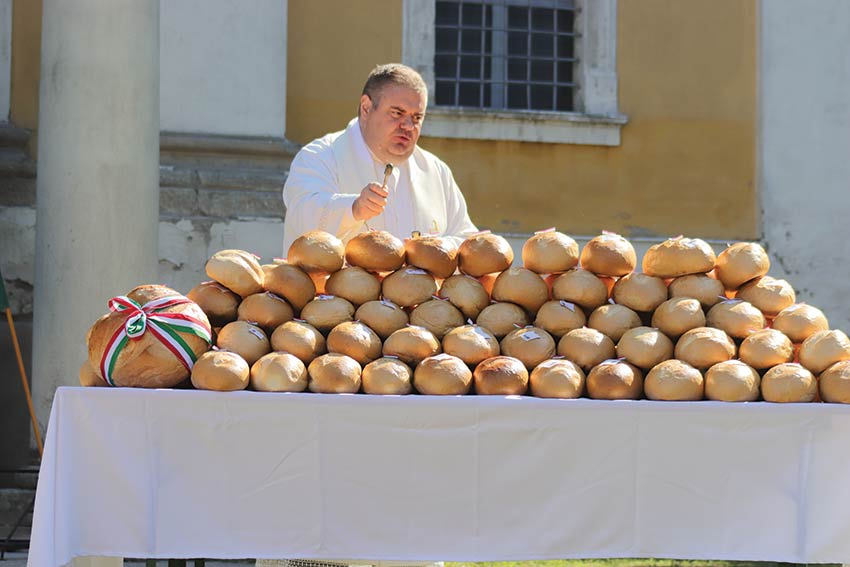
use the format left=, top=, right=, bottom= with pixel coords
left=28, top=387, right=850, bottom=566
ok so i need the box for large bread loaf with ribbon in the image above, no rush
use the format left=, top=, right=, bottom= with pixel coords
left=86, top=284, right=212, bottom=388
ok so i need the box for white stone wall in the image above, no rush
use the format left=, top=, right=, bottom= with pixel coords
left=0, top=207, right=283, bottom=313
left=159, top=0, right=287, bottom=137
left=759, top=0, right=850, bottom=330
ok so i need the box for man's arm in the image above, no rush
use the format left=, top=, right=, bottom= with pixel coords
left=282, top=141, right=362, bottom=254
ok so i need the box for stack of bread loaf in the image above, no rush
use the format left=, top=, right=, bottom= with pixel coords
left=82, top=228, right=850, bottom=404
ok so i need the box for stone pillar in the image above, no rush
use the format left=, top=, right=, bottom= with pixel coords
left=32, top=0, right=159, bottom=435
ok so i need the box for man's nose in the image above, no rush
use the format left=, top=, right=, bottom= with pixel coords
left=399, top=115, right=414, bottom=130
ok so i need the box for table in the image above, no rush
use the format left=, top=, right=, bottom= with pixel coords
left=28, top=386, right=850, bottom=566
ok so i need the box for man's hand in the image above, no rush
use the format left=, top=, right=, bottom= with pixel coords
left=352, top=183, right=389, bottom=221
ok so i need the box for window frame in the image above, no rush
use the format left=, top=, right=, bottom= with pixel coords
left=403, top=0, right=627, bottom=146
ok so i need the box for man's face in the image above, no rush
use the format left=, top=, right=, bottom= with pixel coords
left=359, top=84, right=427, bottom=164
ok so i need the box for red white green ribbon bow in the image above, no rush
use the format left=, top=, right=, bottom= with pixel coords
left=100, top=295, right=212, bottom=386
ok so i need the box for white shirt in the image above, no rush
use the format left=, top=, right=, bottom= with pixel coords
left=282, top=118, right=477, bottom=254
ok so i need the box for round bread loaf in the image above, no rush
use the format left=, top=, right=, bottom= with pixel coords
left=361, top=357, right=413, bottom=395
left=186, top=281, right=240, bottom=327
left=557, top=327, right=616, bottom=372
left=382, top=267, right=438, bottom=308
left=270, top=320, right=326, bottom=364
left=355, top=300, right=409, bottom=339
left=263, top=263, right=316, bottom=311
left=383, top=325, right=442, bottom=367
left=491, top=267, right=550, bottom=314
left=345, top=230, right=406, bottom=272
left=287, top=230, right=345, bottom=273
left=326, top=321, right=382, bottom=365
left=300, top=295, right=355, bottom=333
left=307, top=353, right=362, bottom=393
left=216, top=321, right=270, bottom=365
left=674, top=327, right=736, bottom=369
left=410, top=298, right=465, bottom=339
left=205, top=249, right=264, bottom=297
left=261, top=260, right=283, bottom=283
left=534, top=300, right=587, bottom=338
left=704, top=360, right=760, bottom=402
left=761, top=363, right=817, bottom=403
left=478, top=272, right=498, bottom=296
left=405, top=235, right=458, bottom=279
left=799, top=329, right=850, bottom=375
left=588, top=304, right=641, bottom=342
left=439, top=274, right=490, bottom=320
left=325, top=266, right=381, bottom=306
left=476, top=302, right=530, bottom=339
left=551, top=268, right=610, bottom=310
left=738, top=328, right=794, bottom=369
left=819, top=360, right=850, bottom=404
left=79, top=359, right=107, bottom=387
left=413, top=353, right=473, bottom=395
left=250, top=352, right=308, bottom=392
left=579, top=233, right=636, bottom=277
left=191, top=350, right=250, bottom=391
left=705, top=299, right=765, bottom=339
left=529, top=358, right=584, bottom=398
left=500, top=326, right=556, bottom=369
left=457, top=232, right=514, bottom=276
left=617, top=327, right=674, bottom=369
left=611, top=273, right=667, bottom=313
left=522, top=230, right=579, bottom=274
left=473, top=356, right=529, bottom=395
left=309, top=271, right=329, bottom=295
left=644, top=359, right=704, bottom=401
left=735, top=276, right=795, bottom=317
left=586, top=359, right=644, bottom=400
left=651, top=297, right=705, bottom=339
left=237, top=291, right=293, bottom=335
left=714, top=242, right=770, bottom=290
left=85, top=285, right=212, bottom=388
left=772, top=303, right=829, bottom=343
left=442, top=324, right=500, bottom=366
left=668, top=274, right=726, bottom=310
left=642, top=237, right=716, bottom=278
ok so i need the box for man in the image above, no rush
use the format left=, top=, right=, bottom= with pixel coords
left=260, top=64, right=466, bottom=567
left=282, top=63, right=477, bottom=253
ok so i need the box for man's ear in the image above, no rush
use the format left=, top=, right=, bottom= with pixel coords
left=360, top=94, right=373, bottom=117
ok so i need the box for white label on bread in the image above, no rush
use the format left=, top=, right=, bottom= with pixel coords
left=474, top=326, right=491, bottom=338
left=608, top=298, right=616, bottom=304
left=294, top=318, right=307, bottom=323
left=534, top=227, right=557, bottom=234
left=380, top=299, right=398, bottom=308
left=406, top=268, right=428, bottom=275
left=431, top=353, right=454, bottom=361
left=267, top=292, right=287, bottom=303
left=317, top=294, right=335, bottom=300
left=520, top=330, right=541, bottom=341
left=559, top=300, right=576, bottom=312
left=247, top=326, right=265, bottom=340
left=600, top=357, right=627, bottom=366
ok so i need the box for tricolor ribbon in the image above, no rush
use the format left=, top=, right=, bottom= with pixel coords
left=100, top=295, right=212, bottom=386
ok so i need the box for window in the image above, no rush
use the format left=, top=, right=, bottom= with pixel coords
left=434, top=0, right=577, bottom=112
left=403, top=0, right=626, bottom=145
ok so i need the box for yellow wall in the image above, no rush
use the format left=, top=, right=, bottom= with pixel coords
left=287, top=0, right=403, bottom=143
left=10, top=0, right=42, bottom=137
left=287, top=0, right=758, bottom=240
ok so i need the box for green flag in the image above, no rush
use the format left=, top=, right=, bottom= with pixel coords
left=0, top=268, right=8, bottom=311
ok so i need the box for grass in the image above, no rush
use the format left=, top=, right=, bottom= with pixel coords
left=447, top=561, right=838, bottom=567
